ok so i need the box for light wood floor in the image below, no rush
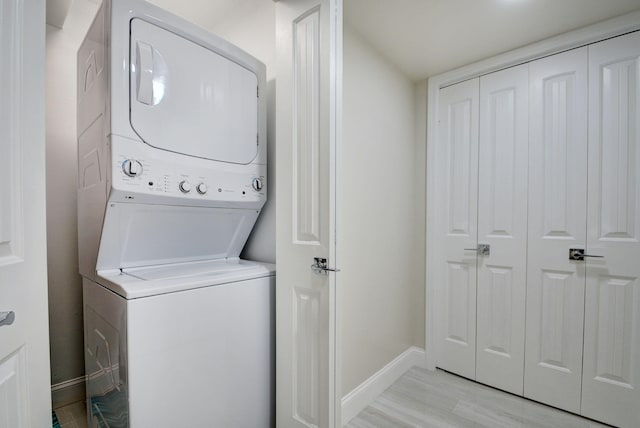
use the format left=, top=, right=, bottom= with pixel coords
left=54, top=367, right=610, bottom=428
left=346, top=367, right=611, bottom=428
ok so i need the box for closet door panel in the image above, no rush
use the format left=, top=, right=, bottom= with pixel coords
left=476, top=64, right=529, bottom=395
left=582, top=31, right=640, bottom=428
left=435, top=79, right=479, bottom=380
left=524, top=47, right=588, bottom=413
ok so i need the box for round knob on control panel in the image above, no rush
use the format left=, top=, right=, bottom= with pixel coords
left=252, top=177, right=264, bottom=192
left=196, top=183, right=208, bottom=195
left=179, top=180, right=192, bottom=193
left=122, top=159, right=143, bottom=177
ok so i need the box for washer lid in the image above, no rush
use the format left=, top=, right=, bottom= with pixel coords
left=124, top=259, right=263, bottom=281
left=129, top=18, right=259, bottom=164
left=98, top=259, right=275, bottom=299
left=96, top=203, right=260, bottom=272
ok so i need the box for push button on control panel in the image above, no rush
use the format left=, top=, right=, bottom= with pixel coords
left=122, top=159, right=143, bottom=177
left=179, top=180, right=192, bottom=193
left=196, top=183, right=208, bottom=195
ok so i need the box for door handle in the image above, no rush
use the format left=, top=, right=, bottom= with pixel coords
left=464, top=244, right=490, bottom=256
left=311, top=257, right=340, bottom=275
left=569, top=248, right=604, bottom=261
left=0, top=311, right=15, bottom=327
left=136, top=41, right=154, bottom=105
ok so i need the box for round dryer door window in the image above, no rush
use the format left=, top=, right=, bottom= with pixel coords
left=129, top=18, right=259, bottom=164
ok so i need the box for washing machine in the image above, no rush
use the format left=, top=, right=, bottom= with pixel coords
left=76, top=1, right=272, bottom=426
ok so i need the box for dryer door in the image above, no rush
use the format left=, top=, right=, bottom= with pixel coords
left=129, top=19, right=259, bottom=164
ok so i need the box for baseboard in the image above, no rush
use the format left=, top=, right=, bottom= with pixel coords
left=51, top=376, right=86, bottom=409
left=341, top=346, right=426, bottom=425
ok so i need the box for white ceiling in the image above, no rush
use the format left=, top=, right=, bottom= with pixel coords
left=48, top=0, right=640, bottom=81
left=345, top=0, right=640, bottom=80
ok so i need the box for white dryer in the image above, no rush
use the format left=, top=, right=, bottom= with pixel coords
left=77, top=1, right=273, bottom=427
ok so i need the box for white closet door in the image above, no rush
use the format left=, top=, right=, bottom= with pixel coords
left=524, top=47, right=588, bottom=413
left=476, top=64, right=529, bottom=395
left=435, top=79, right=479, bottom=380
left=582, top=31, right=640, bottom=428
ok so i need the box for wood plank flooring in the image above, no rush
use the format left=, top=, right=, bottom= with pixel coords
left=346, top=367, right=611, bottom=428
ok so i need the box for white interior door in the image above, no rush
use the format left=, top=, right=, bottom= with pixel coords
left=435, top=79, right=479, bottom=380
left=475, top=64, right=528, bottom=395
left=0, top=0, right=51, bottom=427
left=581, top=30, right=640, bottom=428
left=524, top=47, right=588, bottom=413
left=275, top=1, right=340, bottom=427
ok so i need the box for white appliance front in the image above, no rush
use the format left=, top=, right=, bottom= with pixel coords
left=83, top=268, right=275, bottom=428
left=129, top=18, right=259, bottom=165
left=77, top=2, right=274, bottom=427
left=77, top=0, right=268, bottom=278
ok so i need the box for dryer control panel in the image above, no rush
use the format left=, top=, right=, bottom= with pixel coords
left=110, top=137, right=266, bottom=209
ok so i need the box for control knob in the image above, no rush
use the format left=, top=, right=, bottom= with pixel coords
left=179, top=180, right=192, bottom=193
left=122, top=159, right=143, bottom=177
left=252, top=177, right=264, bottom=192
left=196, top=183, right=208, bottom=195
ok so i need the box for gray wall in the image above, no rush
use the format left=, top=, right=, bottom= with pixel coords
left=341, top=24, right=426, bottom=395
left=46, top=0, right=100, bottom=388
left=414, top=80, right=427, bottom=349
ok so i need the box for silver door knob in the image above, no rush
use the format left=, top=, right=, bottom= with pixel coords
left=0, top=311, right=15, bottom=327
left=311, top=257, right=340, bottom=275
left=569, top=248, right=604, bottom=261
left=464, top=244, right=490, bottom=256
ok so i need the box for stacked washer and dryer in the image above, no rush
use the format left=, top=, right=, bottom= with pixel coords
left=77, top=1, right=273, bottom=427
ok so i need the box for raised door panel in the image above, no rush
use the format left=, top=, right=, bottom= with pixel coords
left=524, top=48, right=588, bottom=413
left=0, top=349, right=28, bottom=428
left=435, top=79, right=479, bottom=380
left=583, top=31, right=640, bottom=428
left=476, top=64, right=528, bottom=395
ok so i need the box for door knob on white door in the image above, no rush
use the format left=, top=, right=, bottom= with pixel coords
left=0, top=311, right=15, bottom=327
left=311, top=257, right=340, bottom=275
left=464, top=244, right=490, bottom=256
left=568, top=248, right=604, bottom=261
